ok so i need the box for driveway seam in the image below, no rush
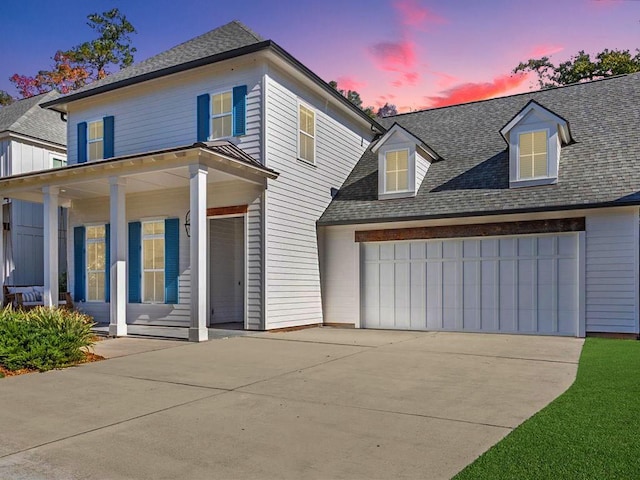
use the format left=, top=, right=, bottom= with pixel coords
left=374, top=349, right=580, bottom=365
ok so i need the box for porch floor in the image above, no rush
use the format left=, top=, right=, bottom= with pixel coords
left=92, top=324, right=255, bottom=340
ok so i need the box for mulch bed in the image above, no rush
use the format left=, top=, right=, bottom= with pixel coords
left=0, top=350, right=105, bottom=378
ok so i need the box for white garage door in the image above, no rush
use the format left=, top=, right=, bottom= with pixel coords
left=361, top=234, right=579, bottom=336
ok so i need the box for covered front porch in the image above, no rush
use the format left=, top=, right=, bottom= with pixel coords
left=0, top=141, right=278, bottom=341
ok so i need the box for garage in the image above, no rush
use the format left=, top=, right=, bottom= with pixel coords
left=361, top=233, right=581, bottom=336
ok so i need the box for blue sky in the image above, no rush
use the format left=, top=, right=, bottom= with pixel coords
left=1, top=0, right=638, bottom=111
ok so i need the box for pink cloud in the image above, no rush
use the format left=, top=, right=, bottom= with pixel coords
left=393, top=0, right=446, bottom=26
left=369, top=40, right=417, bottom=72
left=336, top=75, right=366, bottom=91
left=426, top=73, right=528, bottom=108
left=529, top=44, right=564, bottom=57
left=431, top=71, right=459, bottom=88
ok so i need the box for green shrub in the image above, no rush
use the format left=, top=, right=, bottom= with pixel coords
left=0, top=307, right=96, bottom=372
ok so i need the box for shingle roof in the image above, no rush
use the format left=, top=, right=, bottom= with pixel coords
left=0, top=91, right=65, bottom=146
left=44, top=21, right=264, bottom=104
left=319, top=72, right=640, bottom=225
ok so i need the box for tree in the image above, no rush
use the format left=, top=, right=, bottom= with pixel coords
left=329, top=80, right=376, bottom=118
left=9, top=8, right=136, bottom=98
left=0, top=90, right=15, bottom=106
left=514, top=48, right=640, bottom=89
left=377, top=103, right=398, bottom=117
left=67, top=8, right=137, bottom=80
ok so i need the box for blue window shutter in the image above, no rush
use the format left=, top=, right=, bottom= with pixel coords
left=77, top=122, right=87, bottom=163
left=164, top=218, right=179, bottom=304
left=232, top=85, right=247, bottom=136
left=103, top=116, right=115, bottom=159
left=197, top=94, right=210, bottom=142
left=128, top=222, right=142, bottom=303
left=105, top=224, right=111, bottom=302
left=73, top=226, right=86, bottom=302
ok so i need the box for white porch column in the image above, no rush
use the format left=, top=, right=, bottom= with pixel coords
left=189, top=164, right=209, bottom=342
left=109, top=177, right=127, bottom=337
left=0, top=197, right=4, bottom=306
left=43, top=187, right=59, bottom=307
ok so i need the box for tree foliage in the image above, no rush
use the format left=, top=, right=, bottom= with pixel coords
left=514, top=48, right=640, bottom=89
left=329, top=80, right=376, bottom=118
left=377, top=102, right=398, bottom=118
left=9, top=8, right=136, bottom=98
left=0, top=90, right=14, bottom=106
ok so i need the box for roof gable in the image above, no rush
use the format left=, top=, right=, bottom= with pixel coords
left=500, top=100, right=572, bottom=145
left=371, top=123, right=440, bottom=161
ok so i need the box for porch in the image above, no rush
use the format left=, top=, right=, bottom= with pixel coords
left=0, top=141, right=278, bottom=341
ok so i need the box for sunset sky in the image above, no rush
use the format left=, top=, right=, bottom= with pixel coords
left=1, top=0, right=638, bottom=112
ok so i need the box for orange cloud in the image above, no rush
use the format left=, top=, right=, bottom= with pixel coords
left=529, top=44, right=564, bottom=57
left=369, top=40, right=417, bottom=72
left=393, top=0, right=446, bottom=26
left=426, top=73, right=528, bottom=108
left=336, top=76, right=366, bottom=91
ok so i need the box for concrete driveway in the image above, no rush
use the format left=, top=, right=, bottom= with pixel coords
left=0, top=328, right=583, bottom=480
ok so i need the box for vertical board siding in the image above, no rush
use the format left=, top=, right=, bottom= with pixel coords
left=66, top=64, right=262, bottom=165
left=585, top=210, right=639, bottom=333
left=264, top=72, right=372, bottom=329
left=361, top=234, right=579, bottom=336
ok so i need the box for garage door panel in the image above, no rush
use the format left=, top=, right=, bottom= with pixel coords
left=361, top=233, right=579, bottom=336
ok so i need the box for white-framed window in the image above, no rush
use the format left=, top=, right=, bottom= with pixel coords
left=518, top=130, right=548, bottom=179
left=86, top=225, right=106, bottom=302
left=298, top=103, right=315, bottom=163
left=88, top=119, right=104, bottom=161
left=211, top=91, right=232, bottom=139
left=49, top=152, right=67, bottom=169
left=384, top=149, right=409, bottom=192
left=142, top=220, right=165, bottom=303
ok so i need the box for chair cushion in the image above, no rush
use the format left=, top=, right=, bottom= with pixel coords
left=33, top=286, right=44, bottom=296
left=7, top=286, right=34, bottom=295
left=22, top=301, right=42, bottom=307
left=22, top=291, right=40, bottom=303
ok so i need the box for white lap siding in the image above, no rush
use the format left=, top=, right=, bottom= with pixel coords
left=585, top=208, right=640, bottom=334
left=263, top=70, right=373, bottom=329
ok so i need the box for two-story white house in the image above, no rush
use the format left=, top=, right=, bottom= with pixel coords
left=0, top=92, right=67, bottom=286
left=1, top=21, right=638, bottom=340
left=0, top=21, right=381, bottom=341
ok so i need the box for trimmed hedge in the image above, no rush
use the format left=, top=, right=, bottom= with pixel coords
left=0, top=307, right=96, bottom=372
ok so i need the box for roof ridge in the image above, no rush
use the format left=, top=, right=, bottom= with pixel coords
left=388, top=73, right=634, bottom=119
left=229, top=20, right=264, bottom=42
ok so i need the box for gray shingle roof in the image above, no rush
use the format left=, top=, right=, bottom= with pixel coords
left=319, top=72, right=640, bottom=225
left=0, top=91, right=65, bottom=146
left=46, top=21, right=264, bottom=103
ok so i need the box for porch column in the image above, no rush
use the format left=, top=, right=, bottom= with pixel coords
left=43, top=187, right=59, bottom=307
left=0, top=197, right=4, bottom=306
left=109, top=177, right=127, bottom=337
left=189, top=164, right=208, bottom=342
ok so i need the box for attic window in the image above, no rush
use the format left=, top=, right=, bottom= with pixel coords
left=518, top=130, right=548, bottom=179
left=385, top=149, right=409, bottom=192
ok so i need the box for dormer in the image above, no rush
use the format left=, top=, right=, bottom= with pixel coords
left=371, top=123, right=440, bottom=200
left=500, top=100, right=572, bottom=188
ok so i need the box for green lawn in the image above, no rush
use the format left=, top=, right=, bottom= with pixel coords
left=455, top=337, right=640, bottom=480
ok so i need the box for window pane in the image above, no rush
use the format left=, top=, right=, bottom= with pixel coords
left=143, top=239, right=154, bottom=269
left=299, top=133, right=314, bottom=162
left=386, top=172, right=396, bottom=191
left=89, top=141, right=103, bottom=161
left=153, top=221, right=165, bottom=235
left=212, top=115, right=232, bottom=139
left=299, top=106, right=314, bottom=136
left=386, top=154, right=397, bottom=172
left=212, top=92, right=232, bottom=115
left=87, top=225, right=105, bottom=239
left=533, top=131, right=547, bottom=154
left=519, top=156, right=533, bottom=179
left=533, top=153, right=547, bottom=177
left=89, top=121, right=103, bottom=141
left=155, top=273, right=165, bottom=303
left=396, top=171, right=408, bottom=190
left=143, top=272, right=155, bottom=302
left=519, top=132, right=533, bottom=156
left=153, top=239, right=165, bottom=268
left=87, top=272, right=104, bottom=301
left=396, top=150, right=408, bottom=169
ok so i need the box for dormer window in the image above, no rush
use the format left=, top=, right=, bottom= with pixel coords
left=371, top=123, right=440, bottom=200
left=518, top=130, right=548, bottom=179
left=385, top=149, right=409, bottom=192
left=501, top=101, right=572, bottom=188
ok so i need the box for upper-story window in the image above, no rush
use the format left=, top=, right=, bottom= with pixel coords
left=298, top=103, right=315, bottom=163
left=385, top=149, right=409, bottom=192
left=88, top=120, right=104, bottom=161
left=500, top=100, right=572, bottom=188
left=211, top=91, right=232, bottom=139
left=518, top=130, right=548, bottom=179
